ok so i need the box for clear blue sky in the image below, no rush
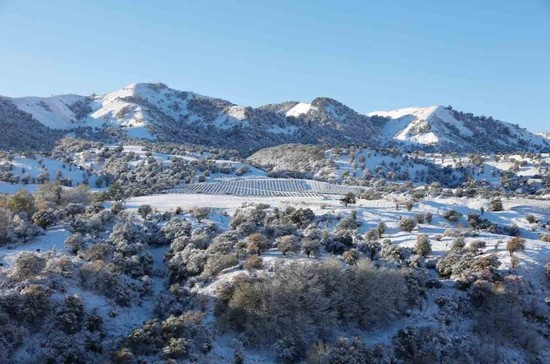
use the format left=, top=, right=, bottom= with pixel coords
left=1, top=0, right=549, bottom=131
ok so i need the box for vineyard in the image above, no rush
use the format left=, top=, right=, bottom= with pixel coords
left=169, top=178, right=363, bottom=197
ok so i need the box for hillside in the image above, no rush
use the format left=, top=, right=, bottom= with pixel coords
left=369, top=105, right=548, bottom=153
left=1, top=83, right=548, bottom=154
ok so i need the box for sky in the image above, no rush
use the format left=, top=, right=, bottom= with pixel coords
left=0, top=0, right=549, bottom=132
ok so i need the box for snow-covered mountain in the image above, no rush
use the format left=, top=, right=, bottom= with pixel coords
left=369, top=105, right=549, bottom=153
left=1, top=83, right=548, bottom=154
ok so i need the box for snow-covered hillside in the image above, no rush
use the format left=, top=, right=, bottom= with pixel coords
left=1, top=84, right=548, bottom=154
left=369, top=106, right=549, bottom=153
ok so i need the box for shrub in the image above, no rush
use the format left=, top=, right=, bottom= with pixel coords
left=442, top=210, right=462, bottom=222
left=13, top=253, right=46, bottom=279
left=246, top=233, right=270, bottom=255
left=399, top=217, right=416, bottom=232
left=526, top=214, right=536, bottom=224
left=538, top=233, right=550, bottom=243
left=425, top=212, right=433, bottom=224
left=203, top=254, right=238, bottom=277
left=506, top=237, right=525, bottom=256
left=85, top=242, right=113, bottom=261
left=488, top=199, right=503, bottom=212
left=405, top=201, right=414, bottom=211
left=336, top=216, right=360, bottom=231
left=7, top=189, right=36, bottom=216
left=469, top=240, right=486, bottom=253
left=32, top=208, right=57, bottom=229
left=415, top=235, right=431, bottom=257
left=415, top=213, right=424, bottom=224
left=436, top=250, right=475, bottom=278
left=342, top=249, right=359, bottom=265
left=340, top=192, right=356, bottom=207
left=137, top=204, right=153, bottom=219
left=276, top=235, right=300, bottom=255
left=191, top=207, right=210, bottom=223
left=64, top=233, right=88, bottom=255
left=244, top=255, right=263, bottom=272
left=301, top=238, right=321, bottom=258
left=163, top=338, right=189, bottom=359
left=377, top=222, right=387, bottom=236
left=452, top=237, right=465, bottom=250
left=219, top=259, right=407, bottom=359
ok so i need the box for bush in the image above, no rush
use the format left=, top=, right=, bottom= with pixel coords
left=442, top=210, right=462, bottom=222
left=301, top=238, right=321, bottom=258
left=469, top=240, right=486, bottom=253
left=377, top=222, right=387, bottom=237
left=13, top=253, right=46, bottom=279
left=399, top=218, right=416, bottom=232
left=340, top=192, right=356, bottom=207
left=415, top=213, right=424, bottom=224
left=276, top=235, right=300, bottom=255
left=191, top=207, right=209, bottom=223
left=425, top=212, right=433, bottom=224
left=203, top=254, right=238, bottom=277
left=415, top=235, right=431, bottom=257
left=218, top=259, right=407, bottom=359
left=244, top=255, right=263, bottom=272
left=488, top=199, right=503, bottom=212
left=32, top=208, right=57, bottom=229
left=506, top=237, right=525, bottom=256
left=452, top=237, right=465, bottom=250
left=526, top=214, right=536, bottom=224
left=137, top=204, right=153, bottom=219
left=538, top=233, right=550, bottom=243
left=246, top=233, right=270, bottom=255
left=64, top=233, right=88, bottom=255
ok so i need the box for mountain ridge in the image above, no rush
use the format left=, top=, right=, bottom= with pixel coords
left=1, top=82, right=548, bottom=154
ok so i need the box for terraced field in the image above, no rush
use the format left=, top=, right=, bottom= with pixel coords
left=169, top=178, right=363, bottom=197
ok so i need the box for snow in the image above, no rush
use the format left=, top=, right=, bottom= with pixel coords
left=285, top=102, right=313, bottom=117
left=0, top=227, right=71, bottom=269
left=267, top=125, right=298, bottom=135
left=10, top=94, right=87, bottom=129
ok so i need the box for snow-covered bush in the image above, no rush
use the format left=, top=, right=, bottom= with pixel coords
left=399, top=217, right=416, bottom=232
left=13, top=253, right=46, bottom=280
left=415, top=234, right=431, bottom=257
left=442, top=209, right=462, bottom=222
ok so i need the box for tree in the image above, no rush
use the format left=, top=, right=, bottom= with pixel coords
left=138, top=204, right=153, bottom=219
left=37, top=182, right=62, bottom=205
left=0, top=208, right=14, bottom=245
left=108, top=182, right=124, bottom=201
left=8, top=189, right=36, bottom=216
left=247, top=233, right=270, bottom=255
left=415, top=234, right=431, bottom=257
left=340, top=192, right=356, bottom=207
left=301, top=238, right=321, bottom=258
left=276, top=235, right=299, bottom=255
